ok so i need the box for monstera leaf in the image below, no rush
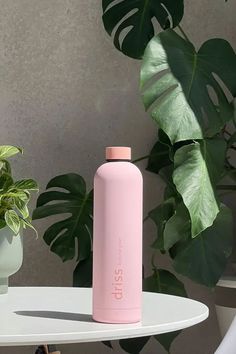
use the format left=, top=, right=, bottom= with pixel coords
left=146, top=130, right=172, bottom=174
left=144, top=268, right=187, bottom=297
left=102, top=0, right=184, bottom=59
left=146, top=130, right=195, bottom=176
left=173, top=204, right=233, bottom=287
left=162, top=202, right=191, bottom=251
left=146, top=140, right=172, bottom=174
left=73, top=253, right=93, bottom=287
left=120, top=337, right=150, bottom=354
left=141, top=29, right=236, bottom=143
left=149, top=198, right=175, bottom=251
left=33, top=174, right=93, bottom=262
left=173, top=138, right=226, bottom=237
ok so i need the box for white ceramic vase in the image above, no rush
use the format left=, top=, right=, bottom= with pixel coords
left=0, top=227, right=23, bottom=294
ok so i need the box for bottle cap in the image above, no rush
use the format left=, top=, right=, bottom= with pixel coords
left=106, top=146, right=131, bottom=160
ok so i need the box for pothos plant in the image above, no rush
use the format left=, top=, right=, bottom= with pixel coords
left=0, top=145, right=38, bottom=235
left=33, top=1, right=236, bottom=353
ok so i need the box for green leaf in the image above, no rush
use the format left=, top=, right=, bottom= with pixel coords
left=77, top=220, right=92, bottom=262
left=11, top=189, right=30, bottom=219
left=140, top=30, right=236, bottom=143
left=102, top=0, right=184, bottom=59
left=146, top=131, right=172, bottom=174
left=46, top=173, right=86, bottom=196
left=163, top=183, right=177, bottom=200
left=73, top=253, right=93, bottom=287
left=21, top=218, right=38, bottom=237
left=15, top=190, right=30, bottom=201
left=119, top=336, right=150, bottom=354
left=33, top=174, right=93, bottom=262
left=0, top=189, right=30, bottom=219
left=202, top=138, right=227, bottom=185
left=149, top=198, right=175, bottom=251
left=173, top=204, right=233, bottom=287
left=155, top=331, right=181, bottom=353
left=4, top=210, right=20, bottom=235
left=12, top=179, right=38, bottom=191
left=0, top=174, right=14, bottom=191
left=1, top=190, right=29, bottom=202
left=143, top=268, right=187, bottom=297
left=163, top=202, right=190, bottom=250
left=14, top=197, right=29, bottom=218
left=159, top=165, right=174, bottom=186
left=146, top=131, right=195, bottom=177
left=173, top=139, right=226, bottom=237
left=0, top=220, right=6, bottom=229
left=159, top=166, right=180, bottom=200
left=0, top=160, right=11, bottom=175
left=0, top=146, right=22, bottom=159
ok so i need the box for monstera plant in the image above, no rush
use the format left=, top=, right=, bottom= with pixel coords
left=33, top=0, right=236, bottom=353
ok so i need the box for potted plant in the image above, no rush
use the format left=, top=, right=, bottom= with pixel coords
left=0, top=145, right=38, bottom=294
left=33, top=0, right=236, bottom=352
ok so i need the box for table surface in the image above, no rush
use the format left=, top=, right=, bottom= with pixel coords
left=0, top=287, right=209, bottom=346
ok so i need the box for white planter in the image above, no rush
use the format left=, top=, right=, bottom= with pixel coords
left=0, top=227, right=23, bottom=294
left=215, top=276, right=236, bottom=337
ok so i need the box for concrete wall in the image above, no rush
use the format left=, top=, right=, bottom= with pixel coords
left=0, top=0, right=235, bottom=353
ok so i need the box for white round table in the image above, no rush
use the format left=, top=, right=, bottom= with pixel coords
left=0, top=287, right=208, bottom=346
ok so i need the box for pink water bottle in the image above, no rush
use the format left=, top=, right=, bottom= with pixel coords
left=92, top=146, right=143, bottom=323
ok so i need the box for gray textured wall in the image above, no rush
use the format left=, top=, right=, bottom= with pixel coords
left=0, top=1, right=235, bottom=353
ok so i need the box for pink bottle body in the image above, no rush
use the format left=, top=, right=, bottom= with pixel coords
left=92, top=148, right=143, bottom=323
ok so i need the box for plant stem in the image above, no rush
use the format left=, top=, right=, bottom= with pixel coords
left=133, top=151, right=168, bottom=164
left=177, top=25, right=191, bottom=43
left=132, top=155, right=150, bottom=163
